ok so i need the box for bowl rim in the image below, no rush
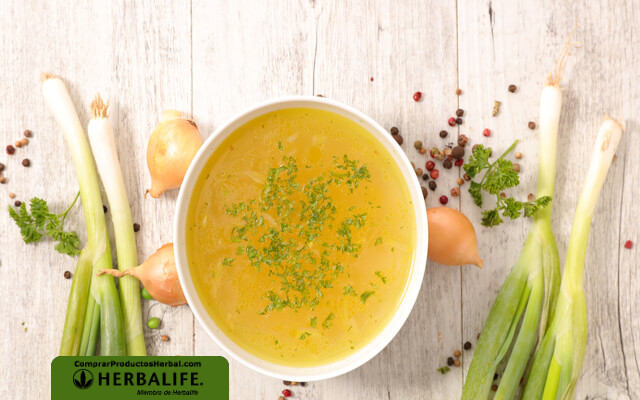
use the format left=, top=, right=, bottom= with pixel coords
left=174, top=96, right=428, bottom=381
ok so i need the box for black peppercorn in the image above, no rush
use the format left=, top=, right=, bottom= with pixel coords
left=422, top=174, right=429, bottom=181
left=393, top=135, right=404, bottom=145
left=456, top=117, right=463, bottom=125
left=457, top=134, right=469, bottom=147
left=464, top=341, right=472, bottom=350
left=528, top=121, right=536, bottom=130
left=428, top=181, right=437, bottom=191
left=21, top=158, right=30, bottom=167
left=452, top=146, right=465, bottom=160
left=103, top=205, right=108, bottom=213
left=508, top=84, right=517, bottom=93
left=24, top=129, right=33, bottom=138
left=64, top=271, right=72, bottom=279
left=455, top=108, right=464, bottom=117
left=133, top=223, right=141, bottom=232
left=447, top=357, right=454, bottom=366
left=439, top=130, right=448, bottom=138
left=390, top=126, right=399, bottom=135
left=14, top=200, right=21, bottom=207
left=443, top=159, right=453, bottom=169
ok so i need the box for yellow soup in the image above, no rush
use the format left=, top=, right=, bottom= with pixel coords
left=186, top=108, right=416, bottom=366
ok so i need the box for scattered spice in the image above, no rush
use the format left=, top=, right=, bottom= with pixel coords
left=455, top=158, right=464, bottom=167
left=415, top=168, right=423, bottom=176
left=453, top=349, right=461, bottom=357
left=393, top=134, right=404, bottom=145
left=6, top=145, right=15, bottom=155
left=458, top=134, right=469, bottom=147
left=133, top=223, right=141, bottom=232
left=443, top=159, right=453, bottom=169
left=20, top=138, right=28, bottom=146
left=508, top=84, right=517, bottom=93
left=448, top=117, right=456, bottom=127
left=464, top=173, right=471, bottom=181
left=456, top=88, right=462, bottom=95
left=390, top=126, right=399, bottom=135
left=492, top=101, right=502, bottom=117
left=279, top=397, right=285, bottom=400
left=515, top=151, right=522, bottom=159
left=21, top=158, right=30, bottom=167
left=483, top=128, right=491, bottom=137
left=64, top=271, right=72, bottom=279
left=0, top=162, right=4, bottom=171
left=103, top=205, right=108, bottom=213
left=513, top=163, right=521, bottom=173
left=421, top=186, right=428, bottom=199
left=161, top=335, right=169, bottom=342
left=282, top=389, right=292, bottom=398
left=24, top=129, right=33, bottom=138
left=528, top=121, right=536, bottom=130
left=290, top=382, right=299, bottom=386
left=9, top=192, right=15, bottom=198
left=451, top=187, right=460, bottom=197
left=316, top=94, right=324, bottom=97
left=422, top=174, right=429, bottom=181
left=456, top=117, right=463, bottom=125
left=14, top=200, right=22, bottom=207
left=428, top=181, right=437, bottom=191
left=439, top=130, right=448, bottom=138
left=370, top=77, right=374, bottom=82
left=452, top=146, right=465, bottom=159
left=15, top=140, right=22, bottom=148
left=419, top=148, right=427, bottom=155
left=494, top=373, right=499, bottom=381
left=414, top=140, right=423, bottom=150
left=499, top=192, right=506, bottom=198
left=430, top=169, right=440, bottom=180
left=0, top=177, right=6, bottom=184
left=491, top=384, right=498, bottom=392
left=283, top=381, right=292, bottom=386
left=447, top=357, right=455, bottom=366
left=624, top=240, right=633, bottom=249
left=413, top=91, right=422, bottom=102
left=454, top=359, right=460, bottom=367
left=464, top=341, right=472, bottom=350
left=439, top=195, right=449, bottom=205
left=457, top=178, right=464, bottom=185
left=528, top=193, right=535, bottom=202
left=455, top=108, right=464, bottom=117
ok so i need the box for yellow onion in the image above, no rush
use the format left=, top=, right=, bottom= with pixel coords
left=427, top=207, right=483, bottom=268
left=99, top=243, right=186, bottom=306
left=145, top=110, right=203, bottom=198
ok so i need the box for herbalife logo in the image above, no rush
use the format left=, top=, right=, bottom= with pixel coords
left=72, top=369, right=94, bottom=389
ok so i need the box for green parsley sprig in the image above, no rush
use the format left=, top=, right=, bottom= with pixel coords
left=8, top=193, right=81, bottom=256
left=464, top=140, right=551, bottom=227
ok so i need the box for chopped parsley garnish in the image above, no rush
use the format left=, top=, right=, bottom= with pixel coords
left=343, top=285, right=357, bottom=297
left=437, top=366, right=451, bottom=375
left=221, top=257, right=234, bottom=266
left=360, top=290, right=375, bottom=304
left=464, top=142, right=551, bottom=227
left=322, top=313, right=335, bottom=329
left=374, top=237, right=383, bottom=246
left=226, top=150, right=372, bottom=315
left=375, top=271, right=387, bottom=284
left=310, top=317, right=317, bottom=328
left=299, top=332, right=311, bottom=340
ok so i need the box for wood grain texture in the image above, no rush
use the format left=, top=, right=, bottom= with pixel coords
left=0, top=0, right=638, bottom=398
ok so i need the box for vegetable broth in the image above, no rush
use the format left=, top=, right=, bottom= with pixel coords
left=187, top=108, right=416, bottom=366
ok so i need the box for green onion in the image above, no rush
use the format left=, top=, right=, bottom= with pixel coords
left=522, top=117, right=623, bottom=400
left=42, top=74, right=126, bottom=356
left=87, top=94, right=146, bottom=356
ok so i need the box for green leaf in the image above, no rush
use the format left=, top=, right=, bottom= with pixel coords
left=463, top=145, right=492, bottom=178
left=481, top=209, right=503, bottom=227
left=502, top=198, right=524, bottom=220
left=483, top=159, right=519, bottom=194
left=437, top=366, right=451, bottom=375
left=360, top=290, right=375, bottom=304
left=469, top=181, right=483, bottom=207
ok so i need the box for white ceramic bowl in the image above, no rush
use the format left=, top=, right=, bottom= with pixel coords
left=174, top=96, right=428, bottom=381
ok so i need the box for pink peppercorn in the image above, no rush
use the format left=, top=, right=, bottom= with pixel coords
left=483, top=128, right=491, bottom=137
left=282, top=389, right=292, bottom=397
left=430, top=169, right=439, bottom=180
left=624, top=240, right=633, bottom=249
left=448, top=117, right=456, bottom=127
left=425, top=160, right=435, bottom=171
left=413, top=91, right=422, bottom=102
left=455, top=158, right=464, bottom=167
left=439, top=195, right=449, bottom=205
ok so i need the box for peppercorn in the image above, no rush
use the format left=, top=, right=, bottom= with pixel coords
left=6, top=145, right=15, bottom=155
left=457, top=134, right=469, bottom=147
left=515, top=152, right=522, bottom=159
left=133, top=223, right=141, bottom=232
left=447, top=357, right=455, bottom=366
left=21, top=158, right=30, bottom=167
left=421, top=186, right=427, bottom=199
left=448, top=117, right=456, bottom=127
left=0, top=177, right=6, bottom=184
left=425, top=161, right=435, bottom=171
left=453, top=349, right=461, bottom=357
left=452, top=146, right=465, bottom=160
left=455, top=158, right=464, bottom=167
left=393, top=135, right=404, bottom=145
left=464, top=173, right=471, bottom=181
left=464, top=341, right=472, bottom=350
left=443, top=159, right=453, bottom=169
left=20, top=138, right=28, bottom=146
left=455, top=108, right=464, bottom=117
left=24, top=129, right=33, bottom=138
left=414, top=140, right=423, bottom=150
left=483, top=128, right=491, bottom=137
left=64, top=271, right=72, bottom=279
left=415, top=168, right=423, bottom=176
left=419, top=148, right=427, bottom=155
left=439, top=130, right=448, bottom=138
left=390, top=126, right=399, bottom=135
left=413, top=91, right=422, bottom=102
left=422, top=174, right=429, bottom=181
left=528, top=193, right=535, bottom=202
left=439, top=195, right=448, bottom=205
left=316, top=94, right=324, bottom=97
left=161, top=335, right=169, bottom=342
left=528, top=121, right=536, bottom=130
left=508, top=84, right=517, bottom=93
left=456, top=88, right=462, bottom=95
left=428, top=181, right=437, bottom=191
left=456, top=117, right=463, bottom=125
left=513, top=163, right=521, bottom=173
left=453, top=359, right=460, bottom=367
left=15, top=140, right=22, bottom=148
left=457, top=177, right=464, bottom=185
left=291, top=382, right=298, bottom=386
left=494, top=373, right=499, bottom=381
left=491, top=384, right=498, bottom=392
left=9, top=192, right=15, bottom=198
left=0, top=162, right=4, bottom=171
left=299, top=383, right=306, bottom=387
left=14, top=200, right=21, bottom=207
left=500, top=192, right=506, bottom=198
left=283, top=381, right=292, bottom=386
left=430, top=169, right=439, bottom=180
left=103, top=205, right=108, bottom=213
left=282, top=389, right=292, bottom=397
left=624, top=240, right=633, bottom=249
left=451, top=187, right=460, bottom=197
left=279, top=397, right=285, bottom=400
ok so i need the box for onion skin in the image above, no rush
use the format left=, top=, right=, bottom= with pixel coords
left=99, top=243, right=186, bottom=306
left=146, top=111, right=203, bottom=198
left=427, top=207, right=483, bottom=268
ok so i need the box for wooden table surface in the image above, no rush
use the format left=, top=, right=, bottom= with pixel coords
left=1, top=1, right=638, bottom=399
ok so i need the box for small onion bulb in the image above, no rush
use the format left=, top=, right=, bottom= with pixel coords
left=145, top=110, right=203, bottom=198
left=427, top=207, right=483, bottom=268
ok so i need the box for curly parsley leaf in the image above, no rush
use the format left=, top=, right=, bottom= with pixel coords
left=8, top=194, right=81, bottom=256
left=463, top=141, right=551, bottom=227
